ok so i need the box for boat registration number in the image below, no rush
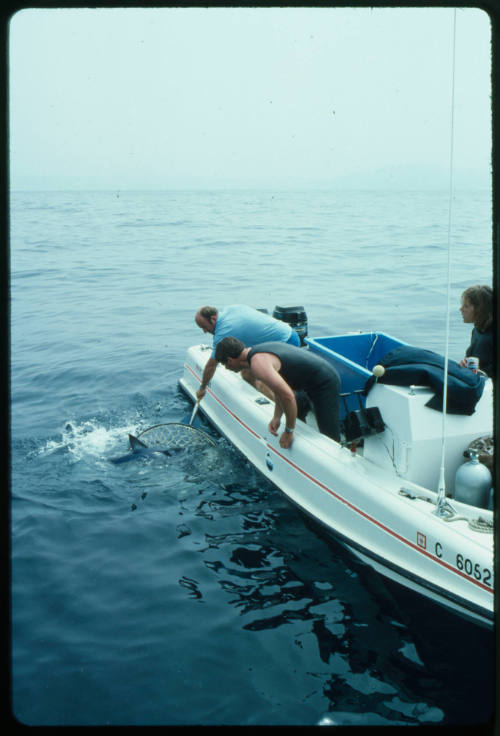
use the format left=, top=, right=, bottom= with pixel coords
left=433, top=542, right=492, bottom=586
left=455, top=553, right=492, bottom=586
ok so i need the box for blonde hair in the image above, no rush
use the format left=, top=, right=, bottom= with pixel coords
left=461, top=285, right=493, bottom=332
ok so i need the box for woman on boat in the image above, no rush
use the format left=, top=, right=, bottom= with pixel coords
left=459, top=284, right=494, bottom=378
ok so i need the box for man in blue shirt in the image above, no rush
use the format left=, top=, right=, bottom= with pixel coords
left=194, top=304, right=300, bottom=400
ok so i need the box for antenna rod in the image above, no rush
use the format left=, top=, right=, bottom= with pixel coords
left=435, top=8, right=457, bottom=516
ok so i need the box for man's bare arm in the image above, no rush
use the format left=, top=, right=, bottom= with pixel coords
left=250, top=354, right=297, bottom=447
left=196, top=357, right=218, bottom=400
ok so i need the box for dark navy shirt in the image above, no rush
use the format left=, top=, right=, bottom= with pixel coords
left=247, top=342, right=338, bottom=392
left=466, top=326, right=494, bottom=378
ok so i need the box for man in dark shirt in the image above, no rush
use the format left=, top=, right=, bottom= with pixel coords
left=215, top=337, right=340, bottom=448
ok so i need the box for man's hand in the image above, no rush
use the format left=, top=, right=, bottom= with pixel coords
left=268, top=417, right=281, bottom=435
left=196, top=386, right=207, bottom=401
left=279, top=430, right=294, bottom=449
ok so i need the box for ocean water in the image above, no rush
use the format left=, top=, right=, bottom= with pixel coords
left=10, top=188, right=494, bottom=726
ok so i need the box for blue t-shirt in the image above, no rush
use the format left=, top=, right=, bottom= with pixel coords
left=211, top=305, right=294, bottom=358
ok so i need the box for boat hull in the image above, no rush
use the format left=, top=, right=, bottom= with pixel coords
left=179, top=344, right=494, bottom=629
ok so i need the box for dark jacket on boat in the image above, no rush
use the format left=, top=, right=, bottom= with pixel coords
left=364, top=346, right=486, bottom=415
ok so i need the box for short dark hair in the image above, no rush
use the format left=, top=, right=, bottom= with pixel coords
left=199, top=306, right=218, bottom=320
left=215, top=336, right=245, bottom=364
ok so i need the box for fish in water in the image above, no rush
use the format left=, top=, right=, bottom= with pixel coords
left=110, top=422, right=217, bottom=464
left=109, top=434, right=180, bottom=464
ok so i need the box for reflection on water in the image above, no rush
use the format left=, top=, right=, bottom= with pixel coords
left=11, top=399, right=493, bottom=726
left=169, top=459, right=456, bottom=725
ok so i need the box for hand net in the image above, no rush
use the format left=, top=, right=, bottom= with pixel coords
left=132, top=423, right=217, bottom=451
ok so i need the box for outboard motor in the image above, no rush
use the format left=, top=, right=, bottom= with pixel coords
left=453, top=448, right=492, bottom=508
left=273, top=305, right=308, bottom=345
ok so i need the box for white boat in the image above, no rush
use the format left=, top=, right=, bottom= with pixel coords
left=178, top=330, right=494, bottom=629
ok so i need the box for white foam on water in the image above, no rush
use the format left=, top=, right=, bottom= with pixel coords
left=38, top=419, right=140, bottom=463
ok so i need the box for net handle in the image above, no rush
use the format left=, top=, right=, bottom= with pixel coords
left=189, top=399, right=201, bottom=426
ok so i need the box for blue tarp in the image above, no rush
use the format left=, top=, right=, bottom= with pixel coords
left=364, top=346, right=486, bottom=415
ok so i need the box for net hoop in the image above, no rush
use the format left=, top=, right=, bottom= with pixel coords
left=132, top=423, right=217, bottom=451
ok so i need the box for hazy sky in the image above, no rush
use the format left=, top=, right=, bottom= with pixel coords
left=9, top=6, right=492, bottom=190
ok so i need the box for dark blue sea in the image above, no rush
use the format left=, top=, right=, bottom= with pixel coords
left=10, top=189, right=494, bottom=726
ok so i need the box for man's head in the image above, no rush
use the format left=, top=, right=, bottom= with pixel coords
left=195, top=306, right=218, bottom=334
left=215, top=336, right=246, bottom=371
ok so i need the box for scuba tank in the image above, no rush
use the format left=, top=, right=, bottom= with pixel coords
left=453, top=448, right=492, bottom=508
